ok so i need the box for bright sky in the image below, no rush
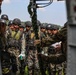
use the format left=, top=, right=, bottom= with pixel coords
left=1, top=0, right=67, bottom=26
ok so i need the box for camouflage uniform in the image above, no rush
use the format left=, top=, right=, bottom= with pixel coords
left=41, top=24, right=67, bottom=75
left=23, top=21, right=39, bottom=75
left=7, top=30, right=23, bottom=73
left=38, top=23, right=50, bottom=74
left=39, top=23, right=48, bottom=55
left=0, top=36, right=17, bottom=75
left=40, top=32, right=48, bottom=54
left=7, top=18, right=22, bottom=74
left=0, top=19, right=15, bottom=75
left=46, top=32, right=53, bottom=75
left=25, top=30, right=39, bottom=75
left=1, top=14, right=9, bottom=31
left=1, top=49, right=17, bottom=75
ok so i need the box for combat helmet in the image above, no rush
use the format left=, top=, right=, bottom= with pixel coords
left=52, top=25, right=59, bottom=30
left=0, top=18, right=6, bottom=25
left=13, top=18, right=21, bottom=25
left=46, top=24, right=53, bottom=30
left=8, top=20, right=13, bottom=26
left=1, top=14, right=9, bottom=20
left=37, top=20, right=41, bottom=26
left=40, top=23, right=47, bottom=29
left=25, top=21, right=32, bottom=27
left=19, top=22, right=25, bottom=28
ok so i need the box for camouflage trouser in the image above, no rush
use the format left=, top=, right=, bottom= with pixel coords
left=50, top=62, right=66, bottom=75
left=2, top=71, right=12, bottom=75
left=8, top=47, right=20, bottom=71
left=27, top=49, right=39, bottom=75
left=62, top=61, right=67, bottom=75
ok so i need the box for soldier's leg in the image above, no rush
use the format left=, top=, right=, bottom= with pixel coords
left=62, top=62, right=67, bottom=75
left=27, top=50, right=33, bottom=75
left=50, top=64, right=56, bottom=75
left=19, top=60, right=25, bottom=74
left=3, top=72, right=12, bottom=75
left=7, top=48, right=17, bottom=74
left=8, top=48, right=20, bottom=74
left=13, top=48, right=20, bottom=74
left=39, top=49, right=47, bottom=75
left=34, top=50, right=40, bottom=75
left=46, top=63, right=51, bottom=75
left=56, top=64, right=63, bottom=75
left=11, top=71, right=16, bottom=75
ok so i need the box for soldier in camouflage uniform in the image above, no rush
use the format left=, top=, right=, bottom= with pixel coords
left=46, top=24, right=67, bottom=75
left=1, top=14, right=9, bottom=31
left=39, top=23, right=48, bottom=55
left=23, top=21, right=39, bottom=75
left=38, top=23, right=50, bottom=74
left=45, top=24, right=54, bottom=75
left=45, top=23, right=67, bottom=57
left=18, top=22, right=26, bottom=74
left=47, top=25, right=63, bottom=75
left=0, top=18, right=16, bottom=75
left=19, top=23, right=25, bottom=33
left=7, top=18, right=23, bottom=75
left=35, top=23, right=67, bottom=75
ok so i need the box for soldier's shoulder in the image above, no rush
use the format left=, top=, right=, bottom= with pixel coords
left=60, top=25, right=67, bottom=31
left=58, top=26, right=67, bottom=35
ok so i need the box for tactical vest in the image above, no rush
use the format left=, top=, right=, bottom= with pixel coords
left=25, top=30, right=35, bottom=46
left=11, top=31, right=21, bottom=40
left=24, top=30, right=35, bottom=52
left=8, top=30, right=22, bottom=48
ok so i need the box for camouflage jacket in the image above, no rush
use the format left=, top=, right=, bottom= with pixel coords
left=41, top=26, right=67, bottom=53
left=41, top=26, right=67, bottom=64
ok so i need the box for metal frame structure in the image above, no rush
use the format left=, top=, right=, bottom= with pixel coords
left=66, top=0, right=76, bottom=75
left=36, top=0, right=53, bottom=8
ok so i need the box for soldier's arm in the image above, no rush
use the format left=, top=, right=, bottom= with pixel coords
left=53, top=27, right=67, bottom=42
left=34, top=36, right=55, bottom=46
left=21, top=33, right=26, bottom=53
left=18, top=33, right=26, bottom=60
left=41, top=27, right=67, bottom=46
left=41, top=37, right=56, bottom=46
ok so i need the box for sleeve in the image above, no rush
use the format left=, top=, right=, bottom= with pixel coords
left=41, top=27, right=67, bottom=46
left=41, top=37, right=55, bottom=46
left=21, top=33, right=26, bottom=54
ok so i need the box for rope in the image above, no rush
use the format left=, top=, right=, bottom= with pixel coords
left=28, top=0, right=46, bottom=75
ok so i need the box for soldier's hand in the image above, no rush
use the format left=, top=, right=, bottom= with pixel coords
left=34, top=40, right=41, bottom=45
left=55, top=44, right=61, bottom=51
